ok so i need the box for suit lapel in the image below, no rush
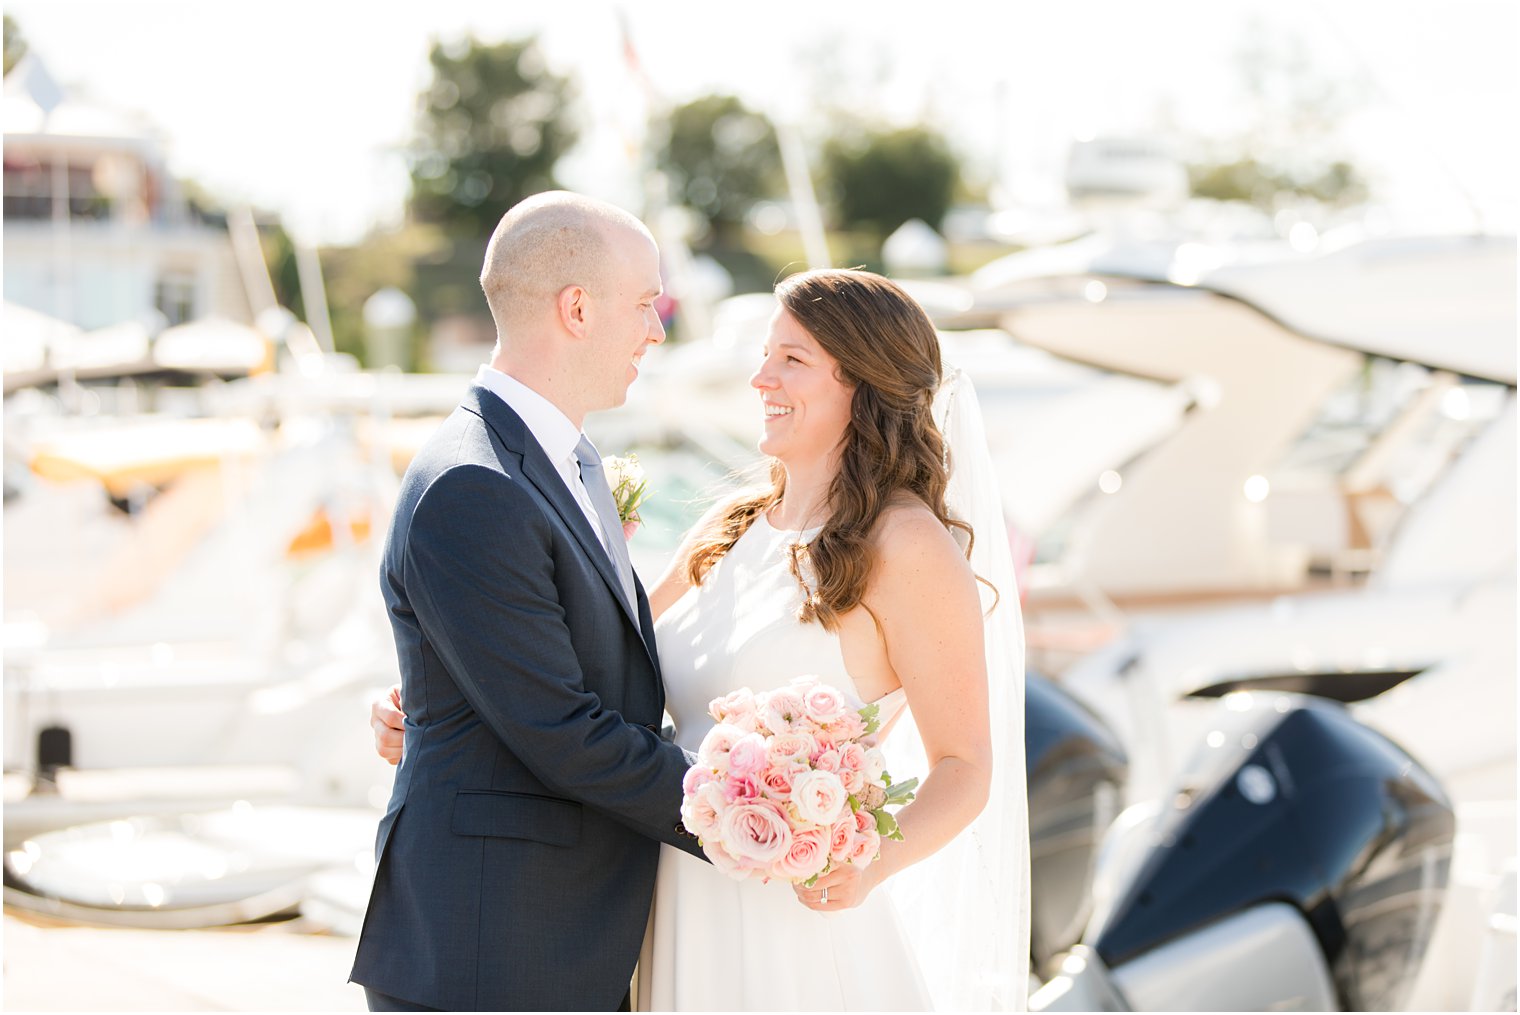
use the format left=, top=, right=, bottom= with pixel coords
left=465, top=387, right=653, bottom=655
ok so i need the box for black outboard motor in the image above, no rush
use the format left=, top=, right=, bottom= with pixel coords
left=1034, top=692, right=1454, bottom=1012
left=1026, top=671, right=1128, bottom=971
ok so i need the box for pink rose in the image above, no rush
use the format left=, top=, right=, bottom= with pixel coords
left=771, top=827, right=830, bottom=881
left=724, top=773, right=761, bottom=802
left=853, top=808, right=876, bottom=834
left=727, top=733, right=768, bottom=777
left=680, top=781, right=728, bottom=840
left=682, top=766, right=715, bottom=796
left=829, top=711, right=868, bottom=742
left=766, top=731, right=817, bottom=765
left=829, top=814, right=855, bottom=862
left=811, top=729, right=837, bottom=755
left=698, top=722, right=748, bottom=772
left=762, top=690, right=806, bottom=733
left=837, top=743, right=868, bottom=795
left=760, top=764, right=797, bottom=801
left=791, top=769, right=848, bottom=825
left=803, top=684, right=849, bottom=725
left=814, top=749, right=841, bottom=774
left=849, top=823, right=882, bottom=865
left=709, top=688, right=756, bottom=724
left=719, top=799, right=793, bottom=865
left=704, top=838, right=752, bottom=881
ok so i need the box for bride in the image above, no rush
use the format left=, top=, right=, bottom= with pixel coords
left=638, top=268, right=1028, bottom=1010
left=373, top=269, right=1029, bottom=1011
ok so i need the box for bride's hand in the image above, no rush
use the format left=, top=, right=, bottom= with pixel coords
left=794, top=860, right=883, bottom=912
left=371, top=683, right=406, bottom=764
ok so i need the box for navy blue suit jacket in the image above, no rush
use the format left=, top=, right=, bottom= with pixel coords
left=350, top=386, right=703, bottom=1011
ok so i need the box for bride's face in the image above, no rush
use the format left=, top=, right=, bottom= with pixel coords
left=751, top=308, right=855, bottom=467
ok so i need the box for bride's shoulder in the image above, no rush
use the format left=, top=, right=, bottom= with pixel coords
left=862, top=498, right=978, bottom=624
left=867, top=498, right=972, bottom=578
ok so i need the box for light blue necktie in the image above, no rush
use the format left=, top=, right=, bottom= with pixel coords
left=574, top=434, right=637, bottom=611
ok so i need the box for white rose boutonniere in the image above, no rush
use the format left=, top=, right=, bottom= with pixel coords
left=603, top=453, right=648, bottom=539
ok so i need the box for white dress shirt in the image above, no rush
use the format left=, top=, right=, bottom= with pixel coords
left=473, top=365, right=612, bottom=554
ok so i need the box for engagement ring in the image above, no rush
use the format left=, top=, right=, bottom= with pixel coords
left=820, top=887, right=829, bottom=903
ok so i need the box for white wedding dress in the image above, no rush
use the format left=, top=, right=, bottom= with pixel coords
left=637, top=513, right=934, bottom=1011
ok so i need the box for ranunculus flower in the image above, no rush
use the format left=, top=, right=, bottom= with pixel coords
left=771, top=826, right=830, bottom=881
left=803, top=684, right=849, bottom=725
left=727, top=733, right=768, bottom=776
left=762, top=690, right=806, bottom=733
left=681, top=781, right=728, bottom=840
left=791, top=769, right=848, bottom=825
left=719, top=799, right=793, bottom=865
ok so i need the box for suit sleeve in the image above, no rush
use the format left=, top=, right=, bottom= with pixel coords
left=404, top=463, right=705, bottom=859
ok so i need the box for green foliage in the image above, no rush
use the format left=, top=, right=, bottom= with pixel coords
left=258, top=221, right=304, bottom=322
left=1187, top=158, right=1368, bottom=210
left=407, top=36, right=577, bottom=237
left=822, top=126, right=959, bottom=238
left=320, top=224, right=447, bottom=366
left=1185, top=23, right=1370, bottom=211
left=656, top=94, right=780, bottom=244
left=3, top=15, right=26, bottom=77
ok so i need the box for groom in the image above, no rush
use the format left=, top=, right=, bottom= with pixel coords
left=349, top=192, right=705, bottom=1012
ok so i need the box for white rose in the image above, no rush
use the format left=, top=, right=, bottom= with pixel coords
left=791, top=769, right=849, bottom=826
left=863, top=747, right=887, bottom=783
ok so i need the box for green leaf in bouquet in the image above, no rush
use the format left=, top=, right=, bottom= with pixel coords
left=859, top=702, right=880, bottom=735
left=885, top=776, right=919, bottom=806
left=874, top=808, right=903, bottom=841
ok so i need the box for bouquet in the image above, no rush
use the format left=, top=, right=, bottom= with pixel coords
left=679, top=677, right=918, bottom=884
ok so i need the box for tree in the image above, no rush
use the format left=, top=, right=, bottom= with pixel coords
left=655, top=94, right=780, bottom=246
left=4, top=15, right=27, bottom=77
left=1188, top=158, right=1367, bottom=209
left=1185, top=24, right=1369, bottom=211
left=822, top=126, right=960, bottom=238
left=407, top=36, right=577, bottom=236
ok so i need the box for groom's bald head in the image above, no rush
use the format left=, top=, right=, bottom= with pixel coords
left=480, top=191, right=653, bottom=336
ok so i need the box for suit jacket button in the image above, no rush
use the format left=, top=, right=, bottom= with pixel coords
left=643, top=724, right=659, bottom=733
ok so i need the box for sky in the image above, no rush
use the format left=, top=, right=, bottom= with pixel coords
left=5, top=0, right=1516, bottom=245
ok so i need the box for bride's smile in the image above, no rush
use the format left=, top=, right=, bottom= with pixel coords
left=750, top=307, right=855, bottom=465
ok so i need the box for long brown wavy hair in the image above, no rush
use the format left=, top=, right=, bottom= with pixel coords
left=682, top=269, right=975, bottom=629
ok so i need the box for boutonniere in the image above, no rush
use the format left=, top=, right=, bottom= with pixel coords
left=603, top=453, right=648, bottom=538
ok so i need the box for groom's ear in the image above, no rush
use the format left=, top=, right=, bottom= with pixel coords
left=557, top=284, right=591, bottom=340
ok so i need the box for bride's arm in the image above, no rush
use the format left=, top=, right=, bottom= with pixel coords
left=798, top=505, right=992, bottom=909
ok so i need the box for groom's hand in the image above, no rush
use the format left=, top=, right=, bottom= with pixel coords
left=371, top=683, right=406, bottom=765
